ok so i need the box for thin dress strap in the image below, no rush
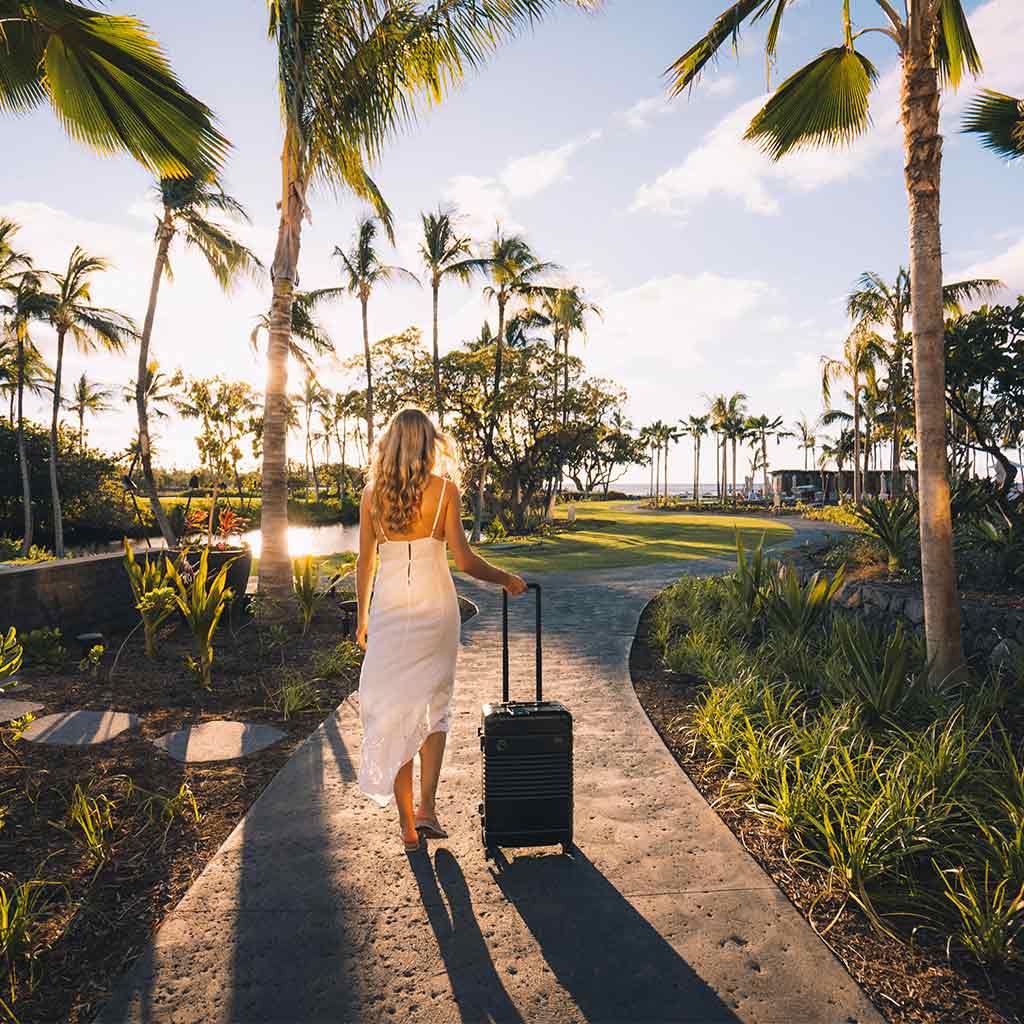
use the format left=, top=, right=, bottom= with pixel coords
left=431, top=478, right=447, bottom=537
left=375, top=517, right=389, bottom=543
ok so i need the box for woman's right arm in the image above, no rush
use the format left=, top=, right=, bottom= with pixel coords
left=444, top=487, right=527, bottom=595
left=355, top=489, right=379, bottom=649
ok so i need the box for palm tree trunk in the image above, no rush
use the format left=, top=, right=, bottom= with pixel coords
left=431, top=280, right=443, bottom=423
left=731, top=437, right=738, bottom=507
left=48, top=329, right=66, bottom=557
left=260, top=157, right=304, bottom=602
left=762, top=432, right=769, bottom=497
left=721, top=436, right=728, bottom=504
left=654, top=444, right=661, bottom=507
left=362, top=294, right=374, bottom=451
left=16, top=335, right=32, bottom=555
left=474, top=295, right=507, bottom=543
left=852, top=373, right=862, bottom=504
left=136, top=208, right=177, bottom=547
left=78, top=411, right=85, bottom=451
left=902, top=26, right=963, bottom=678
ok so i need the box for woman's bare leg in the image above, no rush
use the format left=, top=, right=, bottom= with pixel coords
left=393, top=760, right=418, bottom=842
left=417, top=731, right=447, bottom=820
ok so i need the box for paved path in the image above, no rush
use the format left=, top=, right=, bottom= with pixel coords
left=99, top=545, right=881, bottom=1024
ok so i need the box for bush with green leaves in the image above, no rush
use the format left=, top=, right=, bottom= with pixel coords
left=123, top=541, right=177, bottom=657
left=0, top=877, right=59, bottom=1014
left=20, top=628, right=64, bottom=670
left=800, top=502, right=862, bottom=528
left=264, top=668, right=322, bottom=721
left=312, top=639, right=362, bottom=678
left=853, top=496, right=919, bottom=574
left=821, top=533, right=889, bottom=570
left=0, top=628, right=22, bottom=689
left=762, top=561, right=844, bottom=642
left=292, top=554, right=324, bottom=635
left=651, top=563, right=1024, bottom=964
left=166, top=548, right=235, bottom=689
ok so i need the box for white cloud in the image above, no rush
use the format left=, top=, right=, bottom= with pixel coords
left=441, top=174, right=517, bottom=238
left=957, top=236, right=1024, bottom=296
left=707, top=75, right=739, bottom=97
left=622, top=94, right=674, bottom=131
left=499, top=130, right=602, bottom=198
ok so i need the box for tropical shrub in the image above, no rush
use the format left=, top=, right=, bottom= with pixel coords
left=312, top=639, right=362, bottom=678
left=728, top=529, right=773, bottom=631
left=264, top=668, right=322, bottom=720
left=0, top=629, right=22, bottom=688
left=821, top=533, right=888, bottom=570
left=165, top=548, right=235, bottom=688
left=762, top=562, right=844, bottom=642
left=292, top=555, right=324, bottom=635
left=853, top=496, right=919, bottom=573
left=800, top=502, right=863, bottom=528
left=20, top=628, right=65, bottom=670
left=0, top=878, right=59, bottom=1012
left=123, top=542, right=177, bottom=657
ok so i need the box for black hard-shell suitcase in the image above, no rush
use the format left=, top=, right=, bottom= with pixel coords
left=479, top=583, right=573, bottom=855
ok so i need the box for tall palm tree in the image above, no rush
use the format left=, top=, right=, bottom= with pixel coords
left=67, top=372, right=114, bottom=450
left=793, top=414, right=817, bottom=472
left=0, top=1, right=227, bottom=178
left=295, top=373, right=327, bottom=501
left=136, top=176, right=261, bottom=546
left=467, top=228, right=556, bottom=539
left=251, top=287, right=338, bottom=370
left=0, top=318, right=51, bottom=427
left=846, top=267, right=1000, bottom=495
left=334, top=216, right=418, bottom=450
left=258, top=1, right=593, bottom=600
left=684, top=414, right=709, bottom=505
left=745, top=413, right=790, bottom=498
left=709, top=392, right=747, bottom=506
left=662, top=422, right=683, bottom=506
left=821, top=325, right=883, bottom=505
left=667, top=0, right=985, bottom=678
left=963, top=90, right=1024, bottom=161
left=42, top=248, right=135, bottom=556
left=1, top=263, right=50, bottom=555
left=419, top=206, right=475, bottom=423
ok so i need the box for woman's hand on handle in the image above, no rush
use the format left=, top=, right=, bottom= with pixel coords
left=356, top=620, right=368, bottom=651
left=504, top=573, right=528, bottom=597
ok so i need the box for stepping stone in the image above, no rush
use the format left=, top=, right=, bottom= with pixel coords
left=153, top=721, right=285, bottom=763
left=23, top=709, right=139, bottom=745
left=0, top=697, right=44, bottom=724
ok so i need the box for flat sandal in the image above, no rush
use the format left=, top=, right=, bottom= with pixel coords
left=415, top=815, right=448, bottom=840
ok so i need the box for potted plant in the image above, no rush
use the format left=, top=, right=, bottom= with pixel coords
left=175, top=506, right=253, bottom=620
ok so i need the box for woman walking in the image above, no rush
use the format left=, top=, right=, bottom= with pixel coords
left=356, top=407, right=526, bottom=850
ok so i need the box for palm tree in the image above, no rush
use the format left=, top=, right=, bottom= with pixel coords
left=662, top=422, right=683, bottom=506
left=42, top=248, right=135, bottom=556
left=745, top=414, right=790, bottom=499
left=793, top=414, right=817, bottom=472
left=1, top=256, right=50, bottom=555
left=136, top=176, right=261, bottom=546
left=419, top=207, right=475, bottom=422
left=334, top=216, right=418, bottom=450
left=67, top=373, right=114, bottom=450
left=709, top=392, right=747, bottom=506
left=251, top=288, right=338, bottom=372
left=684, top=414, right=709, bottom=505
left=821, top=325, right=881, bottom=505
left=667, top=0, right=985, bottom=678
left=0, top=321, right=51, bottom=428
left=847, top=268, right=1000, bottom=495
left=963, top=90, right=1024, bottom=161
left=257, top=2, right=594, bottom=600
left=0, top=2, right=226, bottom=178
left=295, top=374, right=328, bottom=501
left=468, top=229, right=556, bottom=539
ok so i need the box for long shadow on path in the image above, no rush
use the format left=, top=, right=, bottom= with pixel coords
left=490, top=846, right=741, bottom=1024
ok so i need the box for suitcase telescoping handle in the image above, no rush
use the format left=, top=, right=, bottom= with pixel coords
left=502, top=582, right=542, bottom=703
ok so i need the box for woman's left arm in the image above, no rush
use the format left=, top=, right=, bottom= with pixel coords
left=355, top=489, right=378, bottom=650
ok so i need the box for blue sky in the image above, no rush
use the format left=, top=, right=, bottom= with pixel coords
left=3, top=0, right=1023, bottom=483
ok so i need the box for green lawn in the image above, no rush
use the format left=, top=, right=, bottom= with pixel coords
left=455, top=501, right=795, bottom=574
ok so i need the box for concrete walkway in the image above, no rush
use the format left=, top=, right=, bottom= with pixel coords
left=99, top=551, right=881, bottom=1023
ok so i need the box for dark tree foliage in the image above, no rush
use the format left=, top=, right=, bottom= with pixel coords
left=944, top=298, right=1024, bottom=492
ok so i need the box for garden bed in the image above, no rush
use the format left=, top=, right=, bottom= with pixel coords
left=0, top=600, right=364, bottom=1024
left=631, top=578, right=1024, bottom=1024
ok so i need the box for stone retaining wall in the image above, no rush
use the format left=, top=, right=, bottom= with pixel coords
left=791, top=552, right=1024, bottom=660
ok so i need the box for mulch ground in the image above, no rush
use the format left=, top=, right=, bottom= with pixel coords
left=1, top=601, right=361, bottom=1024
left=630, top=598, right=1024, bottom=1024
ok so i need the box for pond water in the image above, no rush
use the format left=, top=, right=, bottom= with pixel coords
left=68, top=522, right=360, bottom=561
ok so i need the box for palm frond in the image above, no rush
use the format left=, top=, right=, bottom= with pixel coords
left=745, top=45, right=878, bottom=160
left=666, top=0, right=771, bottom=96
left=962, top=89, right=1024, bottom=162
left=7, top=1, right=229, bottom=176
left=934, top=0, right=982, bottom=89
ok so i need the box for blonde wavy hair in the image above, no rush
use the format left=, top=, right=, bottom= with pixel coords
left=367, top=407, right=461, bottom=534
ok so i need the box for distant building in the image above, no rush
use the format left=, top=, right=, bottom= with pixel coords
left=770, top=468, right=910, bottom=503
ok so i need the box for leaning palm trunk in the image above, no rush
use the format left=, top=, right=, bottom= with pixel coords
left=431, top=280, right=443, bottom=423
left=361, top=295, right=374, bottom=450
left=473, top=297, right=507, bottom=542
left=48, top=329, right=66, bottom=557
left=902, top=36, right=963, bottom=678
left=16, top=337, right=32, bottom=554
left=136, top=210, right=177, bottom=547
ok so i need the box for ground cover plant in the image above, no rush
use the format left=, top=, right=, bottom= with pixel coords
left=634, top=538, right=1024, bottom=1023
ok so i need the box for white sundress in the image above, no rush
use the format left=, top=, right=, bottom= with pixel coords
left=357, top=479, right=460, bottom=806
